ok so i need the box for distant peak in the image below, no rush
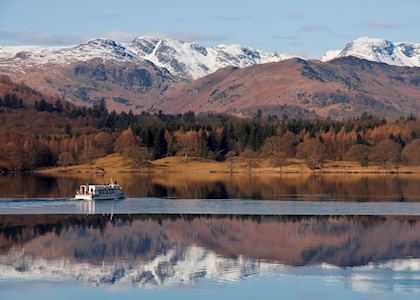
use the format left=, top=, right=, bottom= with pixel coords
left=322, top=36, right=419, bottom=67
left=132, top=36, right=160, bottom=43
left=84, top=38, right=121, bottom=47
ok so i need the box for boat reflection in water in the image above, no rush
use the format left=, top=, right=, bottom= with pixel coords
left=79, top=199, right=96, bottom=214
left=0, top=215, right=420, bottom=293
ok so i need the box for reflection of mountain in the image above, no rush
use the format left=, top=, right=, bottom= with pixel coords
left=1, top=215, right=420, bottom=289
left=1, top=215, right=420, bottom=265
left=1, top=246, right=419, bottom=292
left=0, top=245, right=269, bottom=287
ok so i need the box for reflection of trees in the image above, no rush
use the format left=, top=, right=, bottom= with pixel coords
left=2, top=173, right=420, bottom=201
left=1, top=215, right=420, bottom=267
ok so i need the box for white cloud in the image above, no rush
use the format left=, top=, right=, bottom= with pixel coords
left=363, top=20, right=402, bottom=29
left=91, top=31, right=138, bottom=43
left=0, top=30, right=84, bottom=45
left=0, top=30, right=230, bottom=45
left=141, top=31, right=230, bottom=42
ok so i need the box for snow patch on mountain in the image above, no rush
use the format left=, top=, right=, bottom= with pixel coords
left=0, top=39, right=136, bottom=65
left=396, top=42, right=420, bottom=67
left=125, top=36, right=296, bottom=80
left=323, top=37, right=420, bottom=67
left=2, top=36, right=418, bottom=80
left=321, top=50, right=341, bottom=62
left=0, top=37, right=295, bottom=80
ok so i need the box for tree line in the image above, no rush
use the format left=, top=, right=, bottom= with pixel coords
left=1, top=96, right=420, bottom=171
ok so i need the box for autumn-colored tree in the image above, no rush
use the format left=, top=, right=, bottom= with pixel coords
left=124, top=146, right=149, bottom=167
left=261, top=132, right=299, bottom=157
left=402, top=139, right=420, bottom=165
left=175, top=130, right=199, bottom=162
left=369, top=139, right=401, bottom=168
left=344, top=144, right=371, bottom=167
left=57, top=152, right=76, bottom=167
left=0, top=142, right=25, bottom=170
left=296, top=138, right=326, bottom=170
left=280, top=131, right=300, bottom=157
left=114, top=129, right=139, bottom=154
left=93, top=132, right=114, bottom=156
left=260, top=135, right=282, bottom=157
left=79, top=137, right=96, bottom=164
left=271, top=151, right=288, bottom=173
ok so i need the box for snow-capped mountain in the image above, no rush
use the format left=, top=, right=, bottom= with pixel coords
left=126, top=36, right=295, bottom=79
left=396, top=41, right=420, bottom=66
left=322, top=37, right=420, bottom=67
left=0, top=36, right=295, bottom=80
left=0, top=39, right=137, bottom=68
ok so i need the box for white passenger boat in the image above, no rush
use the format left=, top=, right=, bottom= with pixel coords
left=75, top=180, right=124, bottom=200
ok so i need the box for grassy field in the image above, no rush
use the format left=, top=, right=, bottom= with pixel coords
left=38, top=153, right=420, bottom=175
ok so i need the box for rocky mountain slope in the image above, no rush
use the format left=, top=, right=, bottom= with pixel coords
left=0, top=37, right=294, bottom=80
left=126, top=36, right=295, bottom=80
left=153, top=57, right=420, bottom=119
left=9, top=58, right=177, bottom=112
left=0, top=36, right=419, bottom=117
left=0, top=36, right=295, bottom=111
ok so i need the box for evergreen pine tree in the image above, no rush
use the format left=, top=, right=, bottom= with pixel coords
left=356, top=133, right=364, bottom=144
left=145, top=128, right=154, bottom=148
left=217, top=128, right=228, bottom=161
left=64, top=123, right=72, bottom=135
left=198, top=131, right=209, bottom=158
left=152, top=128, right=167, bottom=159
left=55, top=99, right=63, bottom=113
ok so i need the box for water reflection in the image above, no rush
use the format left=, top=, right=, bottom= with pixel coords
left=0, top=215, right=420, bottom=291
left=2, top=172, right=420, bottom=201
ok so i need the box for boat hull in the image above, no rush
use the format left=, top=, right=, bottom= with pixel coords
left=74, top=194, right=125, bottom=201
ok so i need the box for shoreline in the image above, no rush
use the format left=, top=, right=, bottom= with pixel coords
left=35, top=154, right=420, bottom=176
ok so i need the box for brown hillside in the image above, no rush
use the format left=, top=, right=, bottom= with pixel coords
left=153, top=57, right=420, bottom=119
left=0, top=59, right=180, bottom=112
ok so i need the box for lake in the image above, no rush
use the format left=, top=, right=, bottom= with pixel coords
left=0, top=214, right=420, bottom=299
left=2, top=172, right=420, bottom=201
left=1, top=173, right=420, bottom=299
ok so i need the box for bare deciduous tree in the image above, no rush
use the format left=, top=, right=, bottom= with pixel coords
left=402, top=139, right=420, bottom=165
left=296, top=138, right=326, bottom=170
left=344, top=144, right=371, bottom=167
left=369, top=139, right=401, bottom=168
left=241, top=149, right=259, bottom=172
left=271, top=151, right=288, bottom=173
left=225, top=151, right=237, bottom=173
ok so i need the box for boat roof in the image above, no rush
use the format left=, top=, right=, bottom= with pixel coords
left=81, top=184, right=121, bottom=188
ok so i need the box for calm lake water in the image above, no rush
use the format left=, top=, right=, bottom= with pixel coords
left=1, top=172, right=420, bottom=201
left=0, top=215, right=420, bottom=299
left=1, top=173, right=420, bottom=299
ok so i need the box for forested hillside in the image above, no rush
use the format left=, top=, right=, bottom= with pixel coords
left=2, top=76, right=420, bottom=171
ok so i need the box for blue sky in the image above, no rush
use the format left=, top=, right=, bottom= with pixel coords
left=0, top=0, right=419, bottom=57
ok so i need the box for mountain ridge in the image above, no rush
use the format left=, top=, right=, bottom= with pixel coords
left=0, top=36, right=419, bottom=118
left=322, top=37, right=420, bottom=67
left=0, top=36, right=296, bottom=80
left=153, top=56, right=420, bottom=119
